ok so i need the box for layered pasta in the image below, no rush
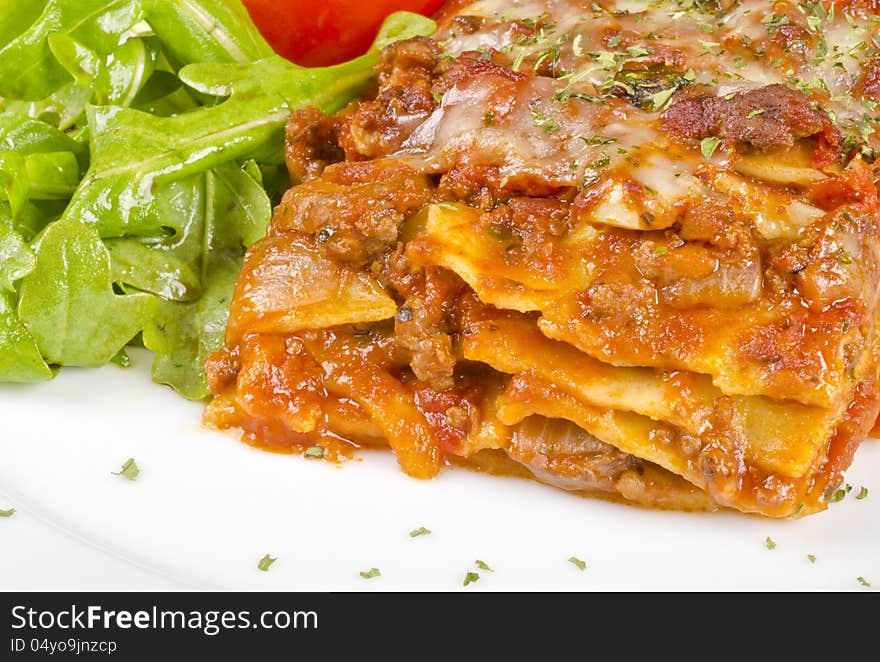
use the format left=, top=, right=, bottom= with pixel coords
left=205, top=0, right=880, bottom=517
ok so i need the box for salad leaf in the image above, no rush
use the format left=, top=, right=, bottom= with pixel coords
left=0, top=292, right=52, bottom=381
left=0, top=83, right=92, bottom=132
left=0, top=226, right=36, bottom=293
left=206, top=162, right=271, bottom=252
left=0, top=152, right=28, bottom=219
left=0, top=151, right=80, bottom=216
left=143, top=255, right=238, bottom=399
left=142, top=163, right=270, bottom=399
left=0, top=0, right=143, bottom=101
left=0, top=113, right=86, bottom=164
left=49, top=30, right=159, bottom=106
left=107, top=238, right=202, bottom=301
left=143, top=0, right=273, bottom=66
left=0, top=1, right=49, bottom=49
left=18, top=219, right=154, bottom=366
left=65, top=100, right=286, bottom=237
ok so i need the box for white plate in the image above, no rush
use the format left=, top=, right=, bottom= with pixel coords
left=1, top=349, right=878, bottom=591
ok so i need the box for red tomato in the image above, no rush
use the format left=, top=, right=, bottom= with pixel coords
left=242, top=0, right=445, bottom=67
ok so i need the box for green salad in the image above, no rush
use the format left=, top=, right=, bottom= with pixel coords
left=0, top=0, right=434, bottom=398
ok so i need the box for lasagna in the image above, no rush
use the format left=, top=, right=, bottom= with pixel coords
left=204, top=0, right=880, bottom=517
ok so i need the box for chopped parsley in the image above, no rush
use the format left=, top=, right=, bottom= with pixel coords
left=701, top=136, right=722, bottom=159
left=829, top=487, right=847, bottom=503
left=475, top=560, right=493, bottom=572
left=304, top=445, right=324, bottom=459
left=649, top=87, right=677, bottom=112
left=857, top=576, right=871, bottom=587
left=654, top=245, right=669, bottom=256
left=112, top=458, right=139, bottom=481
left=0, top=508, right=15, bottom=518
left=807, top=554, right=816, bottom=564
left=856, top=487, right=869, bottom=500
left=581, top=135, right=617, bottom=146
left=765, top=536, right=777, bottom=550
left=360, top=568, right=381, bottom=579
left=409, top=527, right=431, bottom=538
left=568, top=556, right=587, bottom=571
left=531, top=108, right=559, bottom=133
left=747, top=108, right=766, bottom=118
left=463, top=571, right=480, bottom=587
left=257, top=554, right=277, bottom=572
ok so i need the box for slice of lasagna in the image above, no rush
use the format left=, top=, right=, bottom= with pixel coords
left=205, top=0, right=880, bottom=517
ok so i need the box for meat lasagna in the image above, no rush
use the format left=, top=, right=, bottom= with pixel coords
left=205, top=0, right=880, bottom=517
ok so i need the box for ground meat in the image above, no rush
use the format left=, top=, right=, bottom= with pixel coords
left=579, top=278, right=658, bottom=325
left=436, top=164, right=506, bottom=210
left=479, top=197, right=572, bottom=277
left=769, top=208, right=869, bottom=312
left=392, top=266, right=466, bottom=389
left=271, top=160, right=434, bottom=265
left=340, top=37, right=441, bottom=159
left=770, top=23, right=814, bottom=59
left=284, top=107, right=345, bottom=184
left=677, top=198, right=754, bottom=251
left=412, top=373, right=483, bottom=452
left=662, top=84, right=839, bottom=153
left=858, top=56, right=880, bottom=102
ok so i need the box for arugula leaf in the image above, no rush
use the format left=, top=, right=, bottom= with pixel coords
left=0, top=199, right=67, bottom=241
left=49, top=30, right=159, bottom=107
left=0, top=152, right=28, bottom=219
left=18, top=219, right=154, bottom=366
left=0, top=83, right=92, bottom=133
left=0, top=0, right=143, bottom=101
left=0, top=225, right=36, bottom=293
left=143, top=0, right=274, bottom=67
left=107, top=238, right=202, bottom=301
left=0, top=291, right=52, bottom=381
left=0, top=113, right=86, bottom=164
left=0, top=1, right=48, bottom=49
left=64, top=100, right=285, bottom=237
left=143, top=255, right=238, bottom=399
left=140, top=162, right=270, bottom=399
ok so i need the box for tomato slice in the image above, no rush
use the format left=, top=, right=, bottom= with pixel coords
left=242, top=0, right=445, bottom=66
